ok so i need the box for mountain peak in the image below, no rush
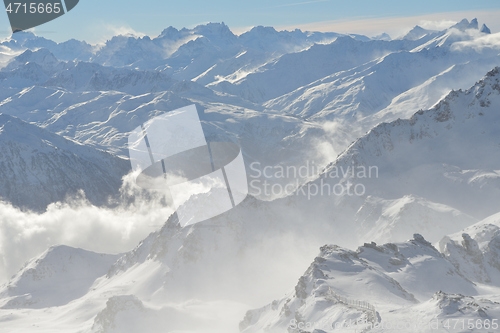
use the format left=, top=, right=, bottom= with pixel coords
left=10, top=30, right=36, bottom=42
left=4, top=48, right=61, bottom=73
left=332, top=35, right=357, bottom=45
left=450, top=19, right=470, bottom=31
left=192, top=22, right=236, bottom=39
left=412, top=233, right=434, bottom=248
left=467, top=18, right=479, bottom=30
left=0, top=113, right=41, bottom=141
left=484, top=66, right=500, bottom=81
left=244, top=25, right=279, bottom=36
left=403, top=25, right=431, bottom=40
left=157, top=26, right=182, bottom=40
left=480, top=23, right=491, bottom=34
left=14, top=47, right=56, bottom=62
left=159, top=26, right=179, bottom=36
left=0, top=245, right=120, bottom=308
left=373, top=32, right=391, bottom=41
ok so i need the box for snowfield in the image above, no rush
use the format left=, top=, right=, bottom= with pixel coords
left=0, top=18, right=499, bottom=332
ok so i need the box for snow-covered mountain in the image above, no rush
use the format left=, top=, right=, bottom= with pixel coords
left=241, top=230, right=500, bottom=333
left=0, top=245, right=120, bottom=309
left=0, top=114, right=129, bottom=211
left=439, top=212, right=500, bottom=286
left=297, top=65, right=500, bottom=241
left=346, top=66, right=500, bottom=215
left=0, top=31, right=95, bottom=61
left=0, top=62, right=498, bottom=333
left=0, top=19, right=495, bottom=181
left=1, top=48, right=178, bottom=94
left=264, top=20, right=498, bottom=126
left=241, top=203, right=500, bottom=333
left=355, top=195, right=477, bottom=245
left=0, top=18, right=499, bottom=333
left=211, top=36, right=416, bottom=103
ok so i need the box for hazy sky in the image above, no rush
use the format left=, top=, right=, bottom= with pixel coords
left=0, top=1, right=499, bottom=43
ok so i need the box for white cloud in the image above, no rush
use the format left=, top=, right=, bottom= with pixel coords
left=419, top=20, right=458, bottom=31
left=271, top=0, right=332, bottom=8
left=451, top=31, right=500, bottom=52
left=87, top=23, right=147, bottom=45
left=104, top=24, right=146, bottom=38
left=0, top=173, right=174, bottom=283
left=275, top=10, right=500, bottom=38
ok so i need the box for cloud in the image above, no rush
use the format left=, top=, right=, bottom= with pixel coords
left=0, top=166, right=241, bottom=283
left=451, top=31, right=500, bottom=52
left=275, top=9, right=500, bottom=38
left=271, top=0, right=332, bottom=8
left=0, top=173, right=174, bottom=283
left=104, top=24, right=146, bottom=38
left=312, top=119, right=365, bottom=166
left=419, top=20, right=458, bottom=31
left=88, top=23, right=146, bottom=44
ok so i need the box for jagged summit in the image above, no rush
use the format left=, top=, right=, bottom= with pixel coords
left=192, top=22, right=236, bottom=40
left=240, top=231, right=491, bottom=332
left=9, top=30, right=36, bottom=42
left=241, top=25, right=278, bottom=36
left=158, top=26, right=179, bottom=37
left=1, top=19, right=500, bottom=332
left=0, top=245, right=120, bottom=308
left=401, top=18, right=489, bottom=41
left=451, top=18, right=471, bottom=31
left=373, top=32, right=391, bottom=41
left=481, top=23, right=491, bottom=34
left=449, top=18, right=491, bottom=32
left=5, top=48, right=60, bottom=70
left=402, top=25, right=434, bottom=40
left=467, top=18, right=479, bottom=30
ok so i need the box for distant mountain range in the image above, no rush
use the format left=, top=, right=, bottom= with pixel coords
left=0, top=18, right=499, bottom=333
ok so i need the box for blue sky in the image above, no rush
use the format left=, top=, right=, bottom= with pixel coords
left=1, top=0, right=500, bottom=43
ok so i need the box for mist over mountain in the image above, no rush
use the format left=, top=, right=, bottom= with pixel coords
left=0, top=18, right=499, bottom=332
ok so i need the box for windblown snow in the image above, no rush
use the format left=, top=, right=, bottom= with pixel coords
left=0, top=18, right=499, bottom=333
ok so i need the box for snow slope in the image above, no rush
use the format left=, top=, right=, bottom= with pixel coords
left=242, top=233, right=500, bottom=333
left=1, top=67, right=498, bottom=332
left=3, top=65, right=495, bottom=317
left=355, top=195, right=477, bottom=244
left=0, top=114, right=129, bottom=211
left=244, top=66, right=500, bottom=249
left=211, top=36, right=415, bottom=103
left=264, top=26, right=500, bottom=127
left=0, top=20, right=499, bottom=333
left=0, top=31, right=95, bottom=61
left=308, top=66, right=500, bottom=220
left=0, top=246, right=120, bottom=309
left=439, top=212, right=500, bottom=286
